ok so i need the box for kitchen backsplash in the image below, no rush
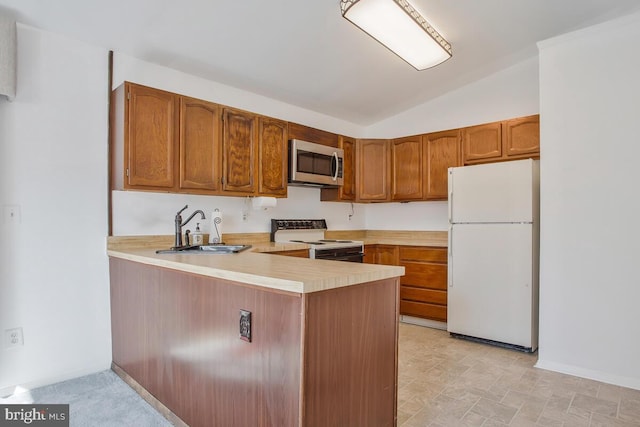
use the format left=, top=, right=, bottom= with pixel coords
left=111, top=187, right=449, bottom=236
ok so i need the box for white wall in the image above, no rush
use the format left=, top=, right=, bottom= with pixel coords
left=537, top=12, right=640, bottom=389
left=113, top=187, right=365, bottom=236
left=0, top=25, right=111, bottom=395
left=364, top=56, right=540, bottom=139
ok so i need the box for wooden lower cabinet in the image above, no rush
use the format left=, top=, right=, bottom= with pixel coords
left=365, top=244, right=448, bottom=322
left=399, top=246, right=448, bottom=322
left=109, top=258, right=398, bottom=427
left=363, top=244, right=399, bottom=265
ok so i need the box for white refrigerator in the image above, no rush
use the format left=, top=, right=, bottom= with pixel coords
left=447, top=159, right=539, bottom=352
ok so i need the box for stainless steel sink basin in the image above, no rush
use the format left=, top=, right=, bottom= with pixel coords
left=156, top=245, right=252, bottom=254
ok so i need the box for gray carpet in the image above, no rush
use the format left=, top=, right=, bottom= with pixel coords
left=1, top=370, right=172, bottom=426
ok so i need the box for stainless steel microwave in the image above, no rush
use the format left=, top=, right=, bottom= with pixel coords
left=288, top=139, right=344, bottom=187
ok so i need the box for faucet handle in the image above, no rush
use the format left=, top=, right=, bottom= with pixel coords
left=177, top=205, right=189, bottom=216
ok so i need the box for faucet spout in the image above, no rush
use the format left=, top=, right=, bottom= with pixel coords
left=182, top=209, right=206, bottom=227
left=173, top=206, right=206, bottom=249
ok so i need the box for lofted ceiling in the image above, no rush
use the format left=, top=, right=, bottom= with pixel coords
left=1, top=0, right=640, bottom=125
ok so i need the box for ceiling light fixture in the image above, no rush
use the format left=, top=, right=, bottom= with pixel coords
left=340, top=0, right=452, bottom=70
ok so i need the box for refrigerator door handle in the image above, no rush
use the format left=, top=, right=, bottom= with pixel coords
left=448, top=169, right=453, bottom=223
left=448, top=226, right=453, bottom=287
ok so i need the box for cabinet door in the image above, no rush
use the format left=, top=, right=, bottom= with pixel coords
left=462, top=122, right=502, bottom=164
left=179, top=96, right=221, bottom=191
left=375, top=245, right=399, bottom=266
left=258, top=117, right=287, bottom=196
left=363, top=245, right=376, bottom=264
left=222, top=108, right=257, bottom=193
left=504, top=115, right=540, bottom=158
left=339, top=136, right=357, bottom=200
left=391, top=136, right=423, bottom=201
left=424, top=129, right=461, bottom=200
left=126, top=83, right=178, bottom=189
left=320, top=135, right=356, bottom=202
left=357, top=139, right=389, bottom=201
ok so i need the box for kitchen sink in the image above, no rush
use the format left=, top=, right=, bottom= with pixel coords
left=156, top=245, right=252, bottom=254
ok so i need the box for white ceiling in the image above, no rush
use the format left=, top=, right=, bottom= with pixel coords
left=2, top=0, right=640, bottom=125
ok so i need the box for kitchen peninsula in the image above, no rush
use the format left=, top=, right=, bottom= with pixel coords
left=107, top=238, right=405, bottom=427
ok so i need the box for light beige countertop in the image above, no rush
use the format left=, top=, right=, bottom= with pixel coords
left=327, top=230, right=448, bottom=247
left=107, top=236, right=405, bottom=294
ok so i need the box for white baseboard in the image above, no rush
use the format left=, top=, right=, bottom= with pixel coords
left=535, top=359, right=640, bottom=391
left=400, top=315, right=447, bottom=330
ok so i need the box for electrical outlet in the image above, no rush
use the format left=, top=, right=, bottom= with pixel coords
left=239, top=310, right=251, bottom=342
left=4, top=327, right=24, bottom=349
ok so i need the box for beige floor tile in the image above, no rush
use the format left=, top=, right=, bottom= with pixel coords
left=590, top=412, right=640, bottom=427
left=597, top=383, right=626, bottom=402
left=397, top=324, right=640, bottom=427
left=509, top=413, right=539, bottom=427
left=397, top=407, right=415, bottom=425
left=618, top=396, right=640, bottom=424
left=571, top=393, right=618, bottom=417
left=469, top=397, right=518, bottom=424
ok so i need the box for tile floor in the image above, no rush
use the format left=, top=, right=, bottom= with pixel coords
left=397, top=323, right=640, bottom=426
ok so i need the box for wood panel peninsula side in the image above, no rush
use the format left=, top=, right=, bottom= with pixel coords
left=108, top=243, right=404, bottom=427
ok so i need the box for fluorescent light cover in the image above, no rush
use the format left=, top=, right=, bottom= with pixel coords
left=341, top=0, right=452, bottom=70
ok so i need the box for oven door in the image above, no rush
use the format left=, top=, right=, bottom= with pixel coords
left=289, top=139, right=344, bottom=186
left=313, top=246, right=364, bottom=263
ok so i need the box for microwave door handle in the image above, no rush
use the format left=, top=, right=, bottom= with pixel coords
left=332, top=152, right=339, bottom=181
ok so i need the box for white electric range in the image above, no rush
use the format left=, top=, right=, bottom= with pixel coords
left=270, top=219, right=364, bottom=262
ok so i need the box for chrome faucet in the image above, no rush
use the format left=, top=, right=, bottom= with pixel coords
left=174, top=205, right=206, bottom=248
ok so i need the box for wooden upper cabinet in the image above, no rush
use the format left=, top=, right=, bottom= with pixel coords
left=357, top=139, right=389, bottom=201
left=321, top=135, right=356, bottom=202
left=504, top=115, right=540, bottom=158
left=462, top=122, right=502, bottom=164
left=391, top=136, right=424, bottom=201
left=463, top=115, right=540, bottom=165
left=179, top=96, right=221, bottom=192
left=222, top=108, right=257, bottom=193
left=125, top=82, right=178, bottom=190
left=424, top=129, right=461, bottom=200
left=258, top=117, right=287, bottom=196
left=339, top=136, right=357, bottom=200
left=288, top=122, right=339, bottom=147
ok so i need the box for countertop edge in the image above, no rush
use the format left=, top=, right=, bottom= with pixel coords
left=107, top=247, right=405, bottom=294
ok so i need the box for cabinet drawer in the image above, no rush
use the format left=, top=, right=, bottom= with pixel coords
left=399, top=246, right=447, bottom=263
left=400, top=262, right=447, bottom=290
left=400, top=287, right=447, bottom=305
left=400, top=300, right=447, bottom=322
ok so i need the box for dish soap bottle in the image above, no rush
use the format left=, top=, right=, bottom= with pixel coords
left=192, top=223, right=204, bottom=245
